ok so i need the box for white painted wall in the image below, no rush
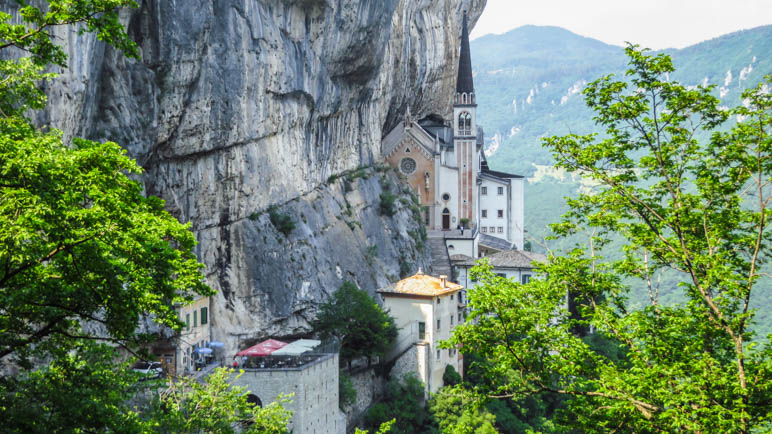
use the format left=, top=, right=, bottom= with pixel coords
left=177, top=297, right=211, bottom=374
left=437, top=165, right=459, bottom=229
left=381, top=291, right=461, bottom=394
left=478, top=178, right=509, bottom=240
left=445, top=237, right=475, bottom=258
left=510, top=177, right=525, bottom=250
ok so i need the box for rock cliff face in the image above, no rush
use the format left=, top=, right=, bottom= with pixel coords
left=38, top=0, right=484, bottom=352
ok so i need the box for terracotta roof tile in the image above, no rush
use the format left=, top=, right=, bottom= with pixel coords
left=378, top=270, right=463, bottom=297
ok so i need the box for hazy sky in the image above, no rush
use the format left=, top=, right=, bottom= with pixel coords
left=470, top=0, right=772, bottom=49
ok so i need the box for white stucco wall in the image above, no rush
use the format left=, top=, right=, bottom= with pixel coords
left=478, top=176, right=525, bottom=249
left=479, top=178, right=509, bottom=240
left=437, top=165, right=459, bottom=229
left=510, top=178, right=525, bottom=250
left=177, top=297, right=211, bottom=374
left=445, top=237, right=476, bottom=258
left=381, top=292, right=461, bottom=394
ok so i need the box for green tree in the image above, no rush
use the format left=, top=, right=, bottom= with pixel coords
left=428, top=386, right=497, bottom=434
left=146, top=368, right=292, bottom=433
left=312, top=281, right=398, bottom=365
left=448, top=47, right=772, bottom=432
left=364, top=374, right=433, bottom=434
left=442, top=364, right=462, bottom=387
left=0, top=2, right=290, bottom=432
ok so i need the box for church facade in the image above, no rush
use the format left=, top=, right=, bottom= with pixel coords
left=381, top=13, right=524, bottom=252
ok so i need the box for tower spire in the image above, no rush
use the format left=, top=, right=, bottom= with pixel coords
left=456, top=12, right=474, bottom=94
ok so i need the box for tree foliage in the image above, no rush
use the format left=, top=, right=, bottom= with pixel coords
left=0, top=2, right=290, bottom=432
left=442, top=363, right=462, bottom=387
left=312, top=281, right=398, bottom=363
left=146, top=368, right=292, bottom=434
left=448, top=46, right=772, bottom=432
left=364, top=373, right=433, bottom=434
left=428, top=386, right=498, bottom=434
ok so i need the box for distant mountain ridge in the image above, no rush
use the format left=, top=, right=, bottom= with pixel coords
left=471, top=24, right=772, bottom=336
left=473, top=24, right=772, bottom=177
left=472, top=24, right=772, bottom=236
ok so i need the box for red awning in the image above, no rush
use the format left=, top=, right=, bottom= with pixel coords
left=235, top=339, right=288, bottom=357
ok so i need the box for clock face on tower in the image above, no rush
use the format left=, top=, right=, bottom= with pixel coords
left=400, top=157, right=417, bottom=175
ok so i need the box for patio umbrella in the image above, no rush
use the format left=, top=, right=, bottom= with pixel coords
left=194, top=348, right=213, bottom=354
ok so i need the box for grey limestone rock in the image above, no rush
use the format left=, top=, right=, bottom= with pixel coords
left=36, top=0, right=485, bottom=354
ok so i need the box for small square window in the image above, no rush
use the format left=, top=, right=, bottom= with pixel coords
left=450, top=315, right=454, bottom=325
left=498, top=226, right=503, bottom=233
left=481, top=227, right=487, bottom=233
left=193, top=310, right=197, bottom=327
left=201, top=307, right=208, bottom=325
left=497, top=186, right=504, bottom=195
left=437, top=349, right=441, bottom=360
left=522, top=274, right=531, bottom=284
left=450, top=294, right=454, bottom=301
left=419, top=322, right=426, bottom=340
left=185, top=313, right=190, bottom=331
left=481, top=209, right=487, bottom=218
left=498, top=210, right=504, bottom=218
left=458, top=312, right=463, bottom=322
left=489, top=226, right=495, bottom=232
left=437, top=319, right=441, bottom=330
left=481, top=186, right=487, bottom=195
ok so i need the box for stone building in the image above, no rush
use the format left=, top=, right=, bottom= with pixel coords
left=176, top=296, right=212, bottom=374
left=381, top=13, right=525, bottom=251
left=451, top=250, right=547, bottom=290
left=378, top=271, right=463, bottom=395
left=230, top=339, right=344, bottom=434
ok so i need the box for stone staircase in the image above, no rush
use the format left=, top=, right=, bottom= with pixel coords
left=428, top=235, right=452, bottom=278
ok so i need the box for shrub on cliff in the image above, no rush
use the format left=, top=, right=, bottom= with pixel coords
left=312, top=281, right=397, bottom=366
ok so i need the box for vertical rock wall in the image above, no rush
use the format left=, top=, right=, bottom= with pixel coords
left=36, top=0, right=485, bottom=350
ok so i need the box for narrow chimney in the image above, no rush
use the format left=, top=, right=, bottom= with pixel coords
left=440, top=275, right=447, bottom=288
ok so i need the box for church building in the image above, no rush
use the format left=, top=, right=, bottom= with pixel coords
left=381, top=13, right=524, bottom=252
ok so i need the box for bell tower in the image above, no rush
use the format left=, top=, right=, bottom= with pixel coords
left=453, top=12, right=479, bottom=224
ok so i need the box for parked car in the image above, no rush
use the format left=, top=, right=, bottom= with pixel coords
left=132, top=361, right=163, bottom=379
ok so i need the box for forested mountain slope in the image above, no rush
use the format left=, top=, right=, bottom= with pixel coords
left=472, top=25, right=772, bottom=336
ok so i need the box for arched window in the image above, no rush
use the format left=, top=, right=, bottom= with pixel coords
left=461, top=93, right=467, bottom=104
left=458, top=112, right=471, bottom=135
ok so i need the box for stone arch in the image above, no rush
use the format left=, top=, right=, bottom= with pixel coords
left=246, top=394, right=262, bottom=408
left=442, top=208, right=451, bottom=230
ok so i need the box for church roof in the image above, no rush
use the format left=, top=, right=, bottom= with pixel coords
left=481, top=168, right=524, bottom=179
left=456, top=13, right=474, bottom=94
left=453, top=250, right=547, bottom=269
left=418, top=117, right=453, bottom=145
left=378, top=269, right=463, bottom=298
